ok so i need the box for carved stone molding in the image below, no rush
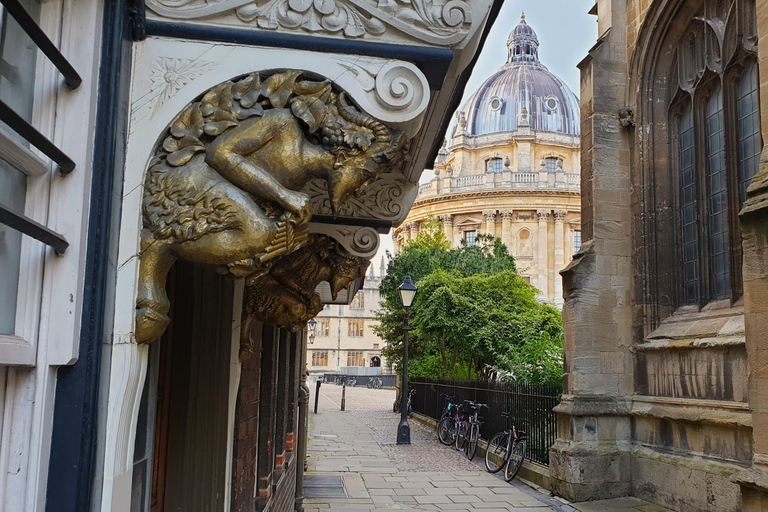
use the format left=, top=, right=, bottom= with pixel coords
left=150, top=57, right=215, bottom=111
left=135, top=41, right=430, bottom=134
left=500, top=210, right=513, bottom=220
left=308, top=224, right=380, bottom=258
left=305, top=173, right=409, bottom=222
left=537, top=209, right=550, bottom=221
left=483, top=210, right=496, bottom=221
left=553, top=210, right=567, bottom=221
left=439, top=213, right=453, bottom=226
left=145, top=0, right=483, bottom=48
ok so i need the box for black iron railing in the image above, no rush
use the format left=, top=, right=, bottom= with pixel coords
left=410, top=378, right=561, bottom=466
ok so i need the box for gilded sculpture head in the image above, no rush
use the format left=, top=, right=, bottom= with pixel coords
left=318, top=93, right=409, bottom=216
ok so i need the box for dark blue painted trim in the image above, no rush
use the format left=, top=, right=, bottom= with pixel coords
left=45, top=1, right=131, bottom=510
left=144, top=19, right=453, bottom=90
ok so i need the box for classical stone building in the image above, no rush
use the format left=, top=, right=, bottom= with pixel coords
left=0, top=1, right=500, bottom=511
left=395, top=15, right=582, bottom=305
left=308, top=259, right=390, bottom=375
left=551, top=0, right=768, bottom=510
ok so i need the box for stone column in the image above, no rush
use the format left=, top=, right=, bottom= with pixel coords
left=549, top=0, right=633, bottom=501
left=500, top=210, right=513, bottom=250
left=553, top=210, right=567, bottom=304
left=732, top=3, right=768, bottom=502
left=440, top=214, right=454, bottom=248
left=536, top=210, right=549, bottom=296
left=483, top=210, right=497, bottom=238
left=412, top=221, right=421, bottom=239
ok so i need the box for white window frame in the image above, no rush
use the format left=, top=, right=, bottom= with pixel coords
left=0, top=1, right=99, bottom=366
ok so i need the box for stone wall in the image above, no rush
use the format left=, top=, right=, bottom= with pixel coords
left=552, top=0, right=768, bottom=510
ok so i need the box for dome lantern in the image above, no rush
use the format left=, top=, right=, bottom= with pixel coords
left=507, top=12, right=540, bottom=63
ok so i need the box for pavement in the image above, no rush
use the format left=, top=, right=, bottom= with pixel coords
left=304, top=382, right=671, bottom=512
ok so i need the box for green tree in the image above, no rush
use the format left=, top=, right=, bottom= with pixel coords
left=375, top=219, right=565, bottom=382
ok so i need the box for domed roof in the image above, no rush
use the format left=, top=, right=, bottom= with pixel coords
left=457, top=14, right=580, bottom=138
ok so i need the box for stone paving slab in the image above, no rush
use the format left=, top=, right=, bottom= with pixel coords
left=304, top=384, right=670, bottom=512
left=304, top=384, right=567, bottom=512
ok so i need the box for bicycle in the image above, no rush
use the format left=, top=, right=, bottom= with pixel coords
left=392, top=388, right=415, bottom=415
left=367, top=377, right=382, bottom=389
left=437, top=394, right=459, bottom=423
left=462, top=400, right=486, bottom=460
left=438, top=402, right=464, bottom=446
left=484, top=411, right=527, bottom=482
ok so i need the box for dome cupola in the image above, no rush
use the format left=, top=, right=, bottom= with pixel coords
left=507, top=13, right=539, bottom=63
left=453, top=14, right=580, bottom=139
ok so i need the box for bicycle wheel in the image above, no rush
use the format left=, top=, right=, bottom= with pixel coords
left=455, top=423, right=468, bottom=451
left=437, top=417, right=456, bottom=445
left=484, top=432, right=507, bottom=473
left=466, top=424, right=479, bottom=460
left=504, top=439, right=527, bottom=482
left=393, top=398, right=400, bottom=413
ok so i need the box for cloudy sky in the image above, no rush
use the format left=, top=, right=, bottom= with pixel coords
left=372, top=0, right=597, bottom=271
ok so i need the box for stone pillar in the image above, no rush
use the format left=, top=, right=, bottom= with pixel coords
left=732, top=4, right=768, bottom=502
left=439, top=214, right=454, bottom=248
left=536, top=210, right=549, bottom=296
left=549, top=0, right=633, bottom=501
left=500, top=210, right=513, bottom=249
left=553, top=210, right=567, bottom=304
left=483, top=210, right=496, bottom=238
left=412, top=221, right=421, bottom=239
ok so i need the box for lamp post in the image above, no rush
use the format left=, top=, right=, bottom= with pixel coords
left=307, top=317, right=316, bottom=345
left=397, top=274, right=417, bottom=445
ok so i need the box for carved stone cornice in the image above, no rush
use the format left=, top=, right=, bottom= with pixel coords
left=145, top=0, right=486, bottom=49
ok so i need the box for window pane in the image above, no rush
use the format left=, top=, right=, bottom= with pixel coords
left=705, top=86, right=729, bottom=300
left=464, top=230, right=476, bottom=247
left=0, top=1, right=40, bottom=125
left=738, top=60, right=760, bottom=202
left=0, top=1, right=40, bottom=335
left=0, top=160, right=26, bottom=334
left=679, top=105, right=699, bottom=304
left=573, top=231, right=581, bottom=254
left=545, top=158, right=558, bottom=172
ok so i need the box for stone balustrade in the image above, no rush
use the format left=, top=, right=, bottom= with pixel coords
left=418, top=170, right=581, bottom=198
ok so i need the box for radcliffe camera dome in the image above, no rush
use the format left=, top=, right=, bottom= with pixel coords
left=456, top=14, right=580, bottom=138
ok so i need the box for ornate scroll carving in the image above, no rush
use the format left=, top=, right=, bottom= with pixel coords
left=309, top=224, right=380, bottom=258
left=136, top=70, right=408, bottom=343
left=240, top=234, right=369, bottom=358
left=305, top=173, right=407, bottom=221
left=145, top=0, right=474, bottom=46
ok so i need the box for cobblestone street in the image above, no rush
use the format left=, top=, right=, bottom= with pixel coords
left=304, top=382, right=570, bottom=511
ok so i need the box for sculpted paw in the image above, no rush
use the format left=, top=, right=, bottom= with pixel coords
left=284, top=192, right=311, bottom=226
left=135, top=306, right=170, bottom=343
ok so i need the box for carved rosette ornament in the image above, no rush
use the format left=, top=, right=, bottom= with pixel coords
left=136, top=70, right=408, bottom=343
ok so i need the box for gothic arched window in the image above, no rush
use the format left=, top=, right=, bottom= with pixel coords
left=662, top=0, right=760, bottom=310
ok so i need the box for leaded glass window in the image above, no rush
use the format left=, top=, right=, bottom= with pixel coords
left=705, top=86, right=729, bottom=300
left=679, top=106, right=698, bottom=304
left=737, top=60, right=760, bottom=202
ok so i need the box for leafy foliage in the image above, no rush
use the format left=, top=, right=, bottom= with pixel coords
left=375, top=220, right=563, bottom=384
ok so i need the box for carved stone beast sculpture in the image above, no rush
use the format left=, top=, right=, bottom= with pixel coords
left=136, top=71, right=407, bottom=343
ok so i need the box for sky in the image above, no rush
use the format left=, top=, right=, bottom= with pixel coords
left=370, top=0, right=597, bottom=273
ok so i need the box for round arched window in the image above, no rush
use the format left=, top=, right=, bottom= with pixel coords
left=490, top=97, right=503, bottom=111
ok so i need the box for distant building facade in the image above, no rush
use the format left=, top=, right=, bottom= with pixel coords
left=395, top=15, right=582, bottom=305
left=308, top=259, right=389, bottom=375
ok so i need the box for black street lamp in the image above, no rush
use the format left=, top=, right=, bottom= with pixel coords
left=307, top=317, right=317, bottom=345
left=397, top=274, right=417, bottom=445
